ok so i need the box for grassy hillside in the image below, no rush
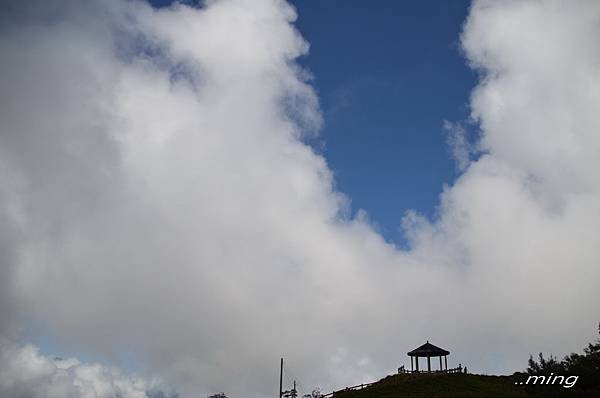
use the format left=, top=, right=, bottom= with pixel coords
left=329, top=373, right=597, bottom=398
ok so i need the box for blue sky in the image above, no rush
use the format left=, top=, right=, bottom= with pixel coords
left=291, top=0, right=476, bottom=243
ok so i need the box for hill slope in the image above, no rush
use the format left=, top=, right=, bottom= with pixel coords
left=329, top=373, right=595, bottom=398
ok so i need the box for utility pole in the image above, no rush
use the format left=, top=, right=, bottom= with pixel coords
left=279, top=358, right=284, bottom=398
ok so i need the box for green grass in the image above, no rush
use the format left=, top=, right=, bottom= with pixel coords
left=330, top=373, right=596, bottom=398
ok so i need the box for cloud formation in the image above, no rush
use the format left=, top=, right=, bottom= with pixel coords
left=0, top=0, right=599, bottom=397
left=0, top=338, right=173, bottom=398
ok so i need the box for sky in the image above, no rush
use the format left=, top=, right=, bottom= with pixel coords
left=291, top=0, right=475, bottom=243
left=0, top=1, right=599, bottom=398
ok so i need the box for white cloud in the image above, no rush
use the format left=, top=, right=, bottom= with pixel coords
left=443, top=120, right=471, bottom=171
left=462, top=0, right=600, bottom=201
left=0, top=0, right=599, bottom=397
left=0, top=338, right=172, bottom=398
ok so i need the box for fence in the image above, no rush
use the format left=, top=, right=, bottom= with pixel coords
left=320, top=382, right=374, bottom=398
left=319, top=365, right=467, bottom=397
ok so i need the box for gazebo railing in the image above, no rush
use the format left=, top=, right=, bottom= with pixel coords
left=398, top=365, right=465, bottom=374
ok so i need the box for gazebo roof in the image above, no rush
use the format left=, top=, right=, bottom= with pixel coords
left=407, top=341, right=449, bottom=357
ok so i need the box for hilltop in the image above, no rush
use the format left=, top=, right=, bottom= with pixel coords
left=327, top=372, right=597, bottom=398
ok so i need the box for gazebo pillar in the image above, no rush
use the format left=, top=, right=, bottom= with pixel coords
left=410, top=356, right=413, bottom=372
left=445, top=355, right=447, bottom=371
left=439, top=356, right=443, bottom=371
left=415, top=357, right=419, bottom=371
left=427, top=356, right=431, bottom=372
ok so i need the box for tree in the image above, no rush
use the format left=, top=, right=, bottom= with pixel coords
left=526, top=353, right=565, bottom=375
left=526, top=322, right=600, bottom=390
left=302, top=388, right=323, bottom=398
left=561, top=322, right=600, bottom=389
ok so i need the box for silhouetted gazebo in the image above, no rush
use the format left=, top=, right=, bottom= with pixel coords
left=407, top=341, right=449, bottom=372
